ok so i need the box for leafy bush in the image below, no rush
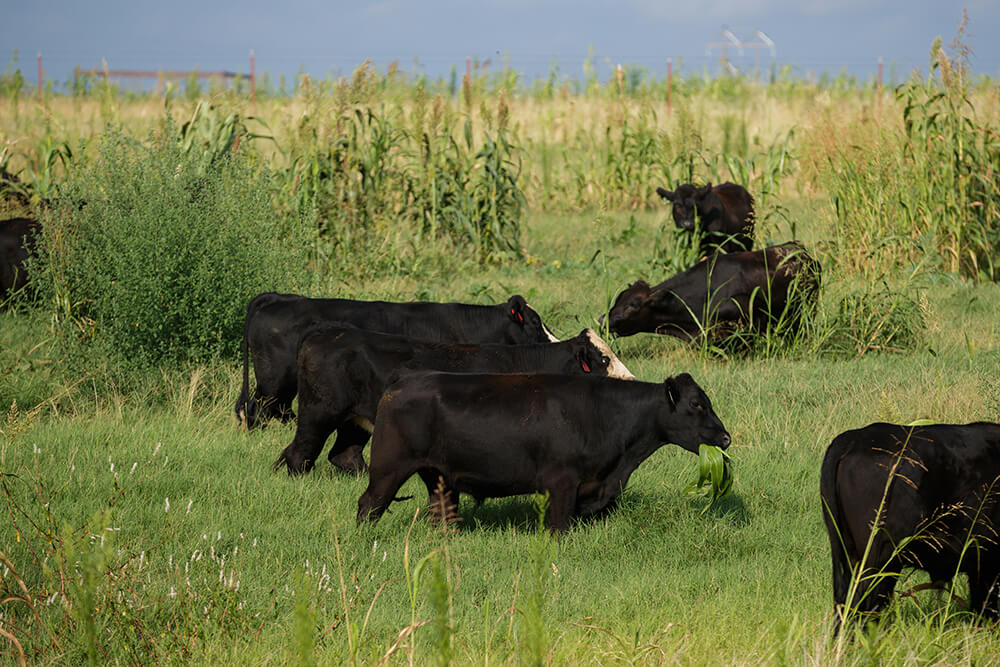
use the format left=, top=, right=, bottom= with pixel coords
left=36, top=121, right=296, bottom=368
left=825, top=283, right=925, bottom=356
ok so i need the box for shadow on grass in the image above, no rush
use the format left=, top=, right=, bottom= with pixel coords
left=438, top=489, right=756, bottom=533
left=459, top=496, right=541, bottom=532
left=685, top=492, right=752, bottom=527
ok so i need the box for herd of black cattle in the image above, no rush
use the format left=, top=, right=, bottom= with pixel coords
left=2, top=181, right=998, bottom=630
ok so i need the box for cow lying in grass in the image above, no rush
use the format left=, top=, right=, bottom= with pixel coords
left=603, top=241, right=820, bottom=342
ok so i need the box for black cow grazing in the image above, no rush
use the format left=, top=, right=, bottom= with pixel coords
left=357, top=372, right=730, bottom=532
left=236, top=292, right=559, bottom=428
left=0, top=217, right=40, bottom=306
left=821, top=422, right=1000, bottom=633
left=273, top=327, right=634, bottom=475
left=656, top=182, right=755, bottom=254
left=604, top=241, right=820, bottom=341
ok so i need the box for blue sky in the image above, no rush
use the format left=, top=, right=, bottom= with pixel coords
left=3, top=1, right=998, bottom=89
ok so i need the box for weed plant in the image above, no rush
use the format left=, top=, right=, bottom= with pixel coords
left=32, top=120, right=299, bottom=370
left=820, top=20, right=1000, bottom=280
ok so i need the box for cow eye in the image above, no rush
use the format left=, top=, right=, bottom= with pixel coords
left=601, top=355, right=609, bottom=366
left=691, top=399, right=703, bottom=411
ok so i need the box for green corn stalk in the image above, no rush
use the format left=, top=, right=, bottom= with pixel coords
left=684, top=445, right=734, bottom=511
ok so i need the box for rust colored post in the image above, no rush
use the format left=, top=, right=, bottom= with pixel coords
left=250, top=49, right=256, bottom=111
left=667, top=57, right=672, bottom=113
left=37, top=52, right=43, bottom=101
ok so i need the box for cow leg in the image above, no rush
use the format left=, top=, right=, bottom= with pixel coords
left=968, top=567, right=1000, bottom=619
left=246, top=388, right=295, bottom=428
left=327, top=421, right=371, bottom=474
left=417, top=468, right=458, bottom=524
left=274, top=409, right=344, bottom=475
left=357, top=469, right=414, bottom=525
left=844, top=544, right=899, bottom=627
left=249, top=364, right=298, bottom=428
left=543, top=472, right=580, bottom=533
left=827, top=522, right=854, bottom=635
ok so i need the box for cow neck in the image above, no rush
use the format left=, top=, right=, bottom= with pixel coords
left=590, top=391, right=670, bottom=500
left=598, top=381, right=670, bottom=456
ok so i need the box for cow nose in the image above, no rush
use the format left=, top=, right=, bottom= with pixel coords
left=719, top=433, right=731, bottom=449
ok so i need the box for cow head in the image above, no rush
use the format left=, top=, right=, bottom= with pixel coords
left=606, top=280, right=657, bottom=337
left=505, top=294, right=559, bottom=343
left=658, top=373, right=730, bottom=453
left=657, top=182, right=714, bottom=231
left=570, top=329, right=635, bottom=379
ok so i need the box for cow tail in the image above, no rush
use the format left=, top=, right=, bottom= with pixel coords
left=235, top=299, right=254, bottom=428
left=821, top=438, right=854, bottom=625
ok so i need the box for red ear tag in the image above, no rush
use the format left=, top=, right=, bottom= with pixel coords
left=581, top=360, right=591, bottom=373
left=517, top=312, right=524, bottom=323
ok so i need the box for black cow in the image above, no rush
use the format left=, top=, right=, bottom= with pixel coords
left=273, top=327, right=634, bottom=475
left=604, top=241, right=820, bottom=341
left=0, top=217, right=40, bottom=306
left=656, top=182, right=755, bottom=254
left=236, top=292, right=558, bottom=428
left=821, top=422, right=1000, bottom=633
left=357, top=372, right=730, bottom=532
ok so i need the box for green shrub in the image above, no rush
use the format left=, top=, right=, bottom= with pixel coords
left=825, top=283, right=925, bottom=356
left=36, top=121, right=296, bottom=368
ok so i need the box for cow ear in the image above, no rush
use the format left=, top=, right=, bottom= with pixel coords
left=664, top=373, right=693, bottom=407
left=699, top=183, right=713, bottom=196
left=575, top=347, right=593, bottom=373
left=630, top=279, right=650, bottom=292
left=507, top=294, right=527, bottom=325
left=656, top=186, right=674, bottom=201
left=664, top=377, right=679, bottom=407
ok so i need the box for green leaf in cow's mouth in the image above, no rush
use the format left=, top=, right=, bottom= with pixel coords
left=684, top=444, right=734, bottom=512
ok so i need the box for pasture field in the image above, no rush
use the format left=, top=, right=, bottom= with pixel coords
left=3, top=37, right=1000, bottom=664
left=3, top=208, right=1000, bottom=664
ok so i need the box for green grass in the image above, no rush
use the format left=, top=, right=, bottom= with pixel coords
left=3, top=207, right=1000, bottom=664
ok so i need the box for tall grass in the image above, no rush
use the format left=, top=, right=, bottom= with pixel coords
left=816, top=21, right=1000, bottom=280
